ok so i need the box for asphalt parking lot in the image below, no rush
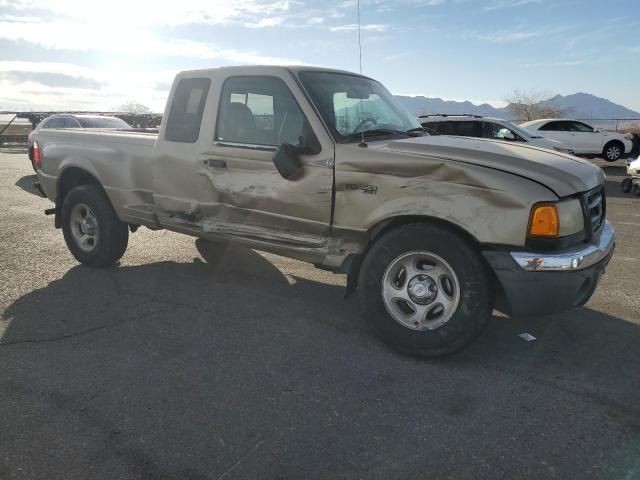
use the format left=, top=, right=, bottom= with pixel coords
left=1, top=150, right=639, bottom=480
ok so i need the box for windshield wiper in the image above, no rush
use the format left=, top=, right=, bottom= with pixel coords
left=405, top=127, right=431, bottom=136
left=342, top=128, right=411, bottom=142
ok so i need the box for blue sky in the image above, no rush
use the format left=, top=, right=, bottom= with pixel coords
left=0, top=0, right=638, bottom=112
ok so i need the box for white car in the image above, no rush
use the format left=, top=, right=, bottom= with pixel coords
left=419, top=115, right=575, bottom=154
left=521, top=119, right=633, bottom=162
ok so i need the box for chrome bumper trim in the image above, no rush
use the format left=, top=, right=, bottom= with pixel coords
left=510, top=221, right=615, bottom=271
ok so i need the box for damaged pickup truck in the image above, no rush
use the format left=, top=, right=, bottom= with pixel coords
left=34, top=66, right=615, bottom=356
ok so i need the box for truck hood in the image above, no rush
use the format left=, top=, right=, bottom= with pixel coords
left=378, top=135, right=603, bottom=197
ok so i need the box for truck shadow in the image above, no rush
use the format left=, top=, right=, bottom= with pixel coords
left=14, top=174, right=39, bottom=196
left=3, top=240, right=639, bottom=380
left=1, top=242, right=639, bottom=477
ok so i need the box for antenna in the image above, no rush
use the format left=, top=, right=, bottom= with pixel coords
left=357, top=0, right=362, bottom=74
left=357, top=0, right=367, bottom=148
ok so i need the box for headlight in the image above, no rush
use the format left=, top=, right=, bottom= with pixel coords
left=557, top=199, right=584, bottom=236
left=528, top=199, right=583, bottom=238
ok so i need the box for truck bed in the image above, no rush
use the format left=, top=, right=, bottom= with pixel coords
left=37, top=128, right=160, bottom=227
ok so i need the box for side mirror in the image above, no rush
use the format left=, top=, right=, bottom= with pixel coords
left=272, top=143, right=305, bottom=180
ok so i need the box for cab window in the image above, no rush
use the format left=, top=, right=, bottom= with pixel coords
left=216, top=76, right=318, bottom=150
left=63, top=118, right=81, bottom=128
left=165, top=78, right=211, bottom=143
left=46, top=118, right=66, bottom=129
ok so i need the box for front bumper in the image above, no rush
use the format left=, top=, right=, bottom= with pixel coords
left=483, top=221, right=615, bottom=316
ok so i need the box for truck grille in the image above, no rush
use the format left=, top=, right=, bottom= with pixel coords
left=585, top=187, right=605, bottom=235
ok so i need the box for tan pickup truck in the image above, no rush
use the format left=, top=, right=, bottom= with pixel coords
left=33, top=66, right=615, bottom=356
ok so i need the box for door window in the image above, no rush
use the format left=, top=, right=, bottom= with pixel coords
left=569, top=121, right=594, bottom=132
left=481, top=122, right=521, bottom=141
left=539, top=122, right=566, bottom=132
left=420, top=122, right=443, bottom=134
left=540, top=121, right=571, bottom=131
left=449, top=121, right=480, bottom=137
left=481, top=122, right=503, bottom=139
left=216, top=76, right=318, bottom=150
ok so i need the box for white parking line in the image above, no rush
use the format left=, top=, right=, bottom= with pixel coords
left=614, top=222, right=640, bottom=227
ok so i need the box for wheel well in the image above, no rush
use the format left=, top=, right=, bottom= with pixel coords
left=368, top=215, right=481, bottom=248
left=54, top=167, right=103, bottom=228
left=343, top=215, right=487, bottom=299
left=604, top=140, right=624, bottom=151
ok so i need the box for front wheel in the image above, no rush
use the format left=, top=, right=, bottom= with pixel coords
left=622, top=178, right=632, bottom=193
left=358, top=223, right=493, bottom=357
left=603, top=142, right=623, bottom=162
left=61, top=184, right=129, bottom=267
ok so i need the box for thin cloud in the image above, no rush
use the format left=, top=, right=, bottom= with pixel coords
left=0, top=19, right=304, bottom=64
left=0, top=71, right=104, bottom=89
left=329, top=24, right=388, bottom=32
left=484, top=0, right=543, bottom=11
left=2, top=0, right=293, bottom=27
left=467, top=26, right=566, bottom=43
left=244, top=17, right=285, bottom=28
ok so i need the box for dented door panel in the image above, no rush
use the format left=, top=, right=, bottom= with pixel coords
left=197, top=146, right=334, bottom=248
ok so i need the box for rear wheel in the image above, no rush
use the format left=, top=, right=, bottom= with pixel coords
left=603, top=141, right=623, bottom=162
left=358, top=223, right=493, bottom=357
left=61, top=184, right=128, bottom=267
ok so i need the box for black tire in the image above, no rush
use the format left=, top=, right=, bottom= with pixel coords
left=358, top=223, right=493, bottom=357
left=621, top=178, right=632, bottom=193
left=632, top=183, right=640, bottom=196
left=603, top=141, right=624, bottom=162
left=61, top=184, right=128, bottom=267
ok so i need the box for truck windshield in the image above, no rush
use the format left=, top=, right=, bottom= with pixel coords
left=299, top=71, right=422, bottom=143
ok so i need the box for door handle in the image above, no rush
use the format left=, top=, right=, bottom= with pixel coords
left=205, top=159, right=227, bottom=169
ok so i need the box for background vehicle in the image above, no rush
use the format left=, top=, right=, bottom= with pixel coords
left=27, top=115, right=131, bottom=171
left=621, top=156, right=640, bottom=195
left=419, top=114, right=575, bottom=154
left=33, top=66, right=614, bottom=357
left=521, top=118, right=632, bottom=161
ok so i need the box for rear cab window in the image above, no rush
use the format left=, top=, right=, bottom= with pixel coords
left=165, top=78, right=211, bottom=143
left=46, top=118, right=66, bottom=129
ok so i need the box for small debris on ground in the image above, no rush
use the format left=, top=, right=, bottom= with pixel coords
left=518, top=332, right=537, bottom=342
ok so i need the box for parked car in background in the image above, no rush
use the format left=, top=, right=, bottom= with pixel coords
left=28, top=115, right=131, bottom=171
left=521, top=119, right=632, bottom=162
left=419, top=114, right=575, bottom=154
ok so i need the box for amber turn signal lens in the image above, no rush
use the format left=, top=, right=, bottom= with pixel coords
left=529, top=204, right=559, bottom=237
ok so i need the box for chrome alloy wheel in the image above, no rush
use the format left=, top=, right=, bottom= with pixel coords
left=382, top=251, right=460, bottom=331
left=70, top=203, right=99, bottom=252
left=605, top=144, right=621, bottom=161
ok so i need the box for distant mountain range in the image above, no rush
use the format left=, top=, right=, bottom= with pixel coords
left=394, top=92, right=640, bottom=120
